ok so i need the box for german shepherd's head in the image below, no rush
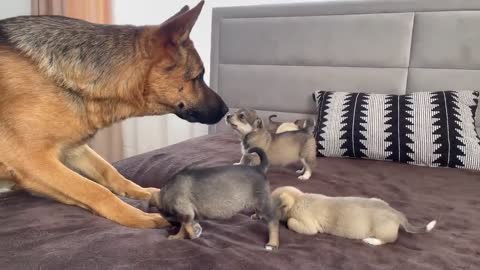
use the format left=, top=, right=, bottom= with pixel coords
left=144, top=1, right=228, bottom=124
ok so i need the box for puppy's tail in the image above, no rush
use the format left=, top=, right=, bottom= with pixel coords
left=247, top=147, right=269, bottom=174
left=398, top=213, right=437, bottom=233
left=268, top=114, right=280, bottom=124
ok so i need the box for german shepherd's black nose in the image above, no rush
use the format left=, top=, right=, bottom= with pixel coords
left=176, top=88, right=228, bottom=125
left=196, top=91, right=228, bottom=124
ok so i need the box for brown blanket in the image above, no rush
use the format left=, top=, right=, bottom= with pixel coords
left=1, top=132, right=479, bottom=270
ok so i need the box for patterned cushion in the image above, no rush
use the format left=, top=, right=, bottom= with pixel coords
left=312, top=90, right=480, bottom=170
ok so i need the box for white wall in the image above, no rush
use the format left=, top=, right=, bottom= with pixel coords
left=0, top=0, right=31, bottom=19
left=114, top=0, right=312, bottom=157
left=0, top=0, right=31, bottom=192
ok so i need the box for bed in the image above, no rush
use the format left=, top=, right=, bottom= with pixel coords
left=1, top=0, right=480, bottom=269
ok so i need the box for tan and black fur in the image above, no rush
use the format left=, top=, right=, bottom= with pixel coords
left=272, top=186, right=437, bottom=245
left=267, top=114, right=302, bottom=134
left=228, top=115, right=317, bottom=180
left=225, top=108, right=259, bottom=138
left=0, top=1, right=228, bottom=228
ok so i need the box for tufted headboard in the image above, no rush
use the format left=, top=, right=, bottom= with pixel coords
left=209, top=0, right=480, bottom=134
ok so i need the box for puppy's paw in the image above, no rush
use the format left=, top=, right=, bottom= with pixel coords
left=298, top=171, right=312, bottom=181
left=297, top=175, right=310, bottom=181
left=362, top=238, right=384, bottom=246
left=233, top=162, right=242, bottom=165
left=265, top=244, right=278, bottom=251
left=191, top=223, right=203, bottom=239
left=250, top=213, right=261, bottom=220
left=296, top=169, right=305, bottom=175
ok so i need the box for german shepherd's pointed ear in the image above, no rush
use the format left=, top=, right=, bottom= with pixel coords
left=160, top=1, right=204, bottom=45
left=173, top=5, right=190, bottom=18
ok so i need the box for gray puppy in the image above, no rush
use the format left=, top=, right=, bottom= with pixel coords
left=228, top=115, right=317, bottom=180
left=151, top=147, right=280, bottom=250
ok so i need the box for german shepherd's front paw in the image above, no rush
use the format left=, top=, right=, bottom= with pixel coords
left=144, top=187, right=160, bottom=194
left=122, top=186, right=157, bottom=201
left=146, top=213, right=171, bottom=228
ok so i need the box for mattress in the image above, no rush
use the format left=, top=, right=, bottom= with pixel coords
left=1, top=132, right=479, bottom=269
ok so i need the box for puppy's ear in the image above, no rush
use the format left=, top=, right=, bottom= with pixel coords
left=278, top=193, right=295, bottom=211
left=253, top=117, right=264, bottom=129
left=306, top=118, right=315, bottom=128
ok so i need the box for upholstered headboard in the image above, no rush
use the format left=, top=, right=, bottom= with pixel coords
left=209, top=0, right=480, bottom=134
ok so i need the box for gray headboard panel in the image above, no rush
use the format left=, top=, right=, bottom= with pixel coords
left=209, top=0, right=480, bottom=133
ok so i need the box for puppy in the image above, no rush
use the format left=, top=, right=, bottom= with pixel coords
left=225, top=108, right=259, bottom=137
left=267, top=115, right=315, bottom=134
left=294, top=119, right=315, bottom=133
left=272, top=186, right=437, bottom=245
left=267, top=115, right=299, bottom=134
left=151, top=147, right=280, bottom=250
left=229, top=117, right=316, bottom=180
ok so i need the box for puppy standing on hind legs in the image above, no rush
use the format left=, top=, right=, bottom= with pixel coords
left=226, top=110, right=316, bottom=180
left=0, top=1, right=228, bottom=228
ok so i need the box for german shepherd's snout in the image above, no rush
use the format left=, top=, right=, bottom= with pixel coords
left=175, top=84, right=228, bottom=124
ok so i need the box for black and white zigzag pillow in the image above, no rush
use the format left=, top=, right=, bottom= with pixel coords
left=312, top=90, right=480, bottom=170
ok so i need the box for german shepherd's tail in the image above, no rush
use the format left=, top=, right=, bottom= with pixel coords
left=397, top=212, right=437, bottom=233
left=247, top=147, right=269, bottom=174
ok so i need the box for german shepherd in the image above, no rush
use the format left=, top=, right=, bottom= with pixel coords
left=0, top=1, right=228, bottom=228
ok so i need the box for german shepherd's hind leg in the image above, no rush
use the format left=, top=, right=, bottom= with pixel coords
left=64, top=145, right=158, bottom=200
left=15, top=154, right=170, bottom=228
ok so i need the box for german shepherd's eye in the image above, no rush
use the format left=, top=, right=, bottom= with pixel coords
left=239, top=113, right=245, bottom=120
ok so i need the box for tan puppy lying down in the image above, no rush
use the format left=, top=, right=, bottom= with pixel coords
left=272, top=186, right=437, bottom=245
